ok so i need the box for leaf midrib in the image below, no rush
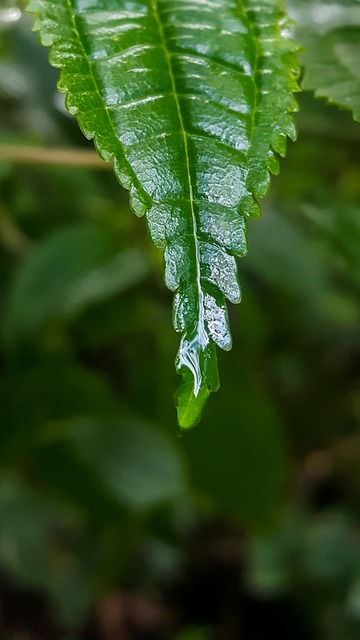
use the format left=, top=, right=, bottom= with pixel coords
left=150, top=0, right=208, bottom=393
left=66, top=0, right=208, bottom=393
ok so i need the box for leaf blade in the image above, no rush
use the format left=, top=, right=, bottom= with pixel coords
left=28, top=0, right=299, bottom=428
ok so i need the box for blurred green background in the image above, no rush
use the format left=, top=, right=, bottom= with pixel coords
left=2, top=2, right=360, bottom=639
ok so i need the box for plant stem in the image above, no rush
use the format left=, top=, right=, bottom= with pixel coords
left=0, top=145, right=110, bottom=169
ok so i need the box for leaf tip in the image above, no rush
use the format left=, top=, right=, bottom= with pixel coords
left=175, top=380, right=210, bottom=431
left=175, top=342, right=220, bottom=430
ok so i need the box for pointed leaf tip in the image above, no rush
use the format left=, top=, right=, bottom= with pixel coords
left=176, top=383, right=210, bottom=431
left=176, top=343, right=220, bottom=430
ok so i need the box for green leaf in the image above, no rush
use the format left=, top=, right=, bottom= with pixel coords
left=183, top=371, right=288, bottom=527
left=27, top=0, right=299, bottom=428
left=34, top=440, right=123, bottom=521
left=0, top=472, right=66, bottom=589
left=0, top=357, right=122, bottom=461
left=0, top=471, right=94, bottom=625
left=289, top=0, right=360, bottom=121
left=64, top=416, right=188, bottom=509
left=3, top=223, right=148, bottom=343
left=247, top=512, right=303, bottom=597
left=0, top=471, right=131, bottom=627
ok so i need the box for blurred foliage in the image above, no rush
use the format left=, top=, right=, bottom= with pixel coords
left=289, top=0, right=360, bottom=120
left=1, top=1, right=360, bottom=639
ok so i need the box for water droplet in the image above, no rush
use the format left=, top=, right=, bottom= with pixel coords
left=0, top=7, right=21, bottom=23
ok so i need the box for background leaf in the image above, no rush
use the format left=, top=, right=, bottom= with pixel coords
left=3, top=223, right=149, bottom=343
left=183, top=369, right=287, bottom=527
left=63, top=416, right=188, bottom=509
left=289, top=0, right=360, bottom=121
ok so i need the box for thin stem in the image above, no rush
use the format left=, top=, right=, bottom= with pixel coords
left=0, top=145, right=111, bottom=169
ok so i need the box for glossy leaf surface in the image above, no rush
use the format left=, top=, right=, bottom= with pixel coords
left=28, top=0, right=299, bottom=428
left=289, top=0, right=360, bottom=121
